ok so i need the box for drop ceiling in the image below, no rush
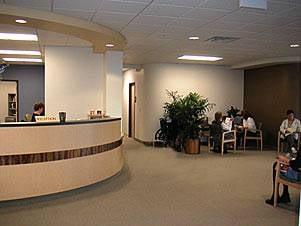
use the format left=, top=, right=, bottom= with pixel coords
left=0, top=0, right=300, bottom=66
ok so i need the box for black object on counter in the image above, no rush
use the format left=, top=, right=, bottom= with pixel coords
left=59, top=112, right=66, bottom=123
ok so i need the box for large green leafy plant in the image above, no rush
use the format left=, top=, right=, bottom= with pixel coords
left=159, top=90, right=214, bottom=151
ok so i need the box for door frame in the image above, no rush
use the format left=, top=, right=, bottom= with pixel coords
left=128, top=82, right=135, bottom=138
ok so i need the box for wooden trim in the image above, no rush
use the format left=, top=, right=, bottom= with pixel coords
left=0, top=138, right=122, bottom=166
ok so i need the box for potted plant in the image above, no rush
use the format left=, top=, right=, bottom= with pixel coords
left=159, top=91, right=214, bottom=154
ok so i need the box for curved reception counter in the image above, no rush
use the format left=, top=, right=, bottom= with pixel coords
left=0, top=118, right=123, bottom=201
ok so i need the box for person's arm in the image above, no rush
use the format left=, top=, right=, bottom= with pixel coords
left=296, top=119, right=301, bottom=133
left=280, top=120, right=286, bottom=134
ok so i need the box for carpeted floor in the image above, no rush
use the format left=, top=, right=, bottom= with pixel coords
left=0, top=138, right=299, bottom=226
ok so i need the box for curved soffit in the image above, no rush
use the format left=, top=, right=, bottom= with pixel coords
left=0, top=4, right=126, bottom=53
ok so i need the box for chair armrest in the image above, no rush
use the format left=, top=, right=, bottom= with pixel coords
left=222, top=130, right=236, bottom=140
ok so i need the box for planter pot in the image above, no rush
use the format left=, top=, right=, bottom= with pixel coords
left=185, top=139, right=200, bottom=154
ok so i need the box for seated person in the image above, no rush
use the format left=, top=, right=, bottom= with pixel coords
left=222, top=116, right=232, bottom=132
left=265, top=149, right=301, bottom=205
left=210, top=112, right=232, bottom=153
left=279, top=109, right=301, bottom=153
left=31, top=102, right=45, bottom=122
left=242, top=111, right=257, bottom=135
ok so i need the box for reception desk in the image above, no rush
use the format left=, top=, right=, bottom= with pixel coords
left=0, top=118, right=123, bottom=201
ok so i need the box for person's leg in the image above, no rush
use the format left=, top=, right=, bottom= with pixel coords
left=280, top=185, right=290, bottom=202
left=265, top=162, right=290, bottom=205
left=286, top=134, right=295, bottom=152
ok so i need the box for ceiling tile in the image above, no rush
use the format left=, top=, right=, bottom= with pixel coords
left=98, top=0, right=148, bottom=14
left=152, top=0, right=205, bottom=7
left=122, top=23, right=163, bottom=34
left=239, top=23, right=274, bottom=33
left=131, top=15, right=175, bottom=26
left=54, top=0, right=101, bottom=11
left=183, top=8, right=229, bottom=20
left=201, top=20, right=247, bottom=31
left=54, top=9, right=94, bottom=20
left=159, top=25, right=194, bottom=34
left=142, top=4, right=193, bottom=17
left=5, top=0, right=52, bottom=10
left=254, top=15, right=297, bottom=26
left=168, top=17, right=211, bottom=28
left=199, top=0, right=239, bottom=11
left=93, top=12, right=136, bottom=25
left=222, top=11, right=265, bottom=23
left=278, top=5, right=301, bottom=18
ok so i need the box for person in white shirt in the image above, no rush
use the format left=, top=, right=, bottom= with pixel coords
left=280, top=110, right=301, bottom=153
left=242, top=111, right=257, bottom=134
left=222, top=116, right=232, bottom=132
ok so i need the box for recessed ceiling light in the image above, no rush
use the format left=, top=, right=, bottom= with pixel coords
left=189, top=36, right=199, bottom=40
left=0, top=50, right=41, bottom=55
left=15, top=19, right=27, bottom=24
left=178, top=55, right=223, bottom=61
left=0, top=33, right=38, bottom=41
left=3, top=58, right=42, bottom=63
left=290, top=44, right=300, bottom=48
left=106, top=43, right=114, bottom=47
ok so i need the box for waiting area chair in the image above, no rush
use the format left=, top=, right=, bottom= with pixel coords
left=277, top=131, right=301, bottom=154
left=221, top=130, right=237, bottom=156
left=273, top=159, right=301, bottom=207
left=243, top=123, right=263, bottom=151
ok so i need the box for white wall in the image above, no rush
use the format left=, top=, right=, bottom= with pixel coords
left=104, top=51, right=123, bottom=117
left=45, top=47, right=103, bottom=120
left=122, top=68, right=145, bottom=139
left=123, top=63, right=244, bottom=141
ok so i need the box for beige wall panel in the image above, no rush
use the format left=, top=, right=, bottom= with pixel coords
left=0, top=147, right=123, bottom=201
left=0, top=120, right=121, bottom=155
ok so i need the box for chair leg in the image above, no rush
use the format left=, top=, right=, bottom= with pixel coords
left=234, top=140, right=237, bottom=153
left=260, top=137, right=263, bottom=151
left=273, top=181, right=279, bottom=207
left=221, top=142, right=224, bottom=156
left=256, top=140, right=259, bottom=149
left=243, top=138, right=246, bottom=151
left=208, top=137, right=211, bottom=152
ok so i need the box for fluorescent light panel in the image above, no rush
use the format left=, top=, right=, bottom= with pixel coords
left=290, top=44, right=300, bottom=48
left=15, top=19, right=27, bottom=24
left=3, top=58, right=42, bottom=63
left=189, top=36, right=200, bottom=40
left=0, top=50, right=41, bottom=55
left=0, top=33, right=38, bottom=41
left=178, top=55, right=223, bottom=61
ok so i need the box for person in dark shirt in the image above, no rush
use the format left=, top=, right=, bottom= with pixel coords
left=210, top=112, right=224, bottom=153
left=31, top=102, right=45, bottom=122
left=265, top=150, right=301, bottom=205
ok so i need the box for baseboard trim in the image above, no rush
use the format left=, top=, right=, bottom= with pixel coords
left=133, top=138, right=153, bottom=146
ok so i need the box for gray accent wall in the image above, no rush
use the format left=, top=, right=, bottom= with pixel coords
left=3, top=65, right=44, bottom=121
